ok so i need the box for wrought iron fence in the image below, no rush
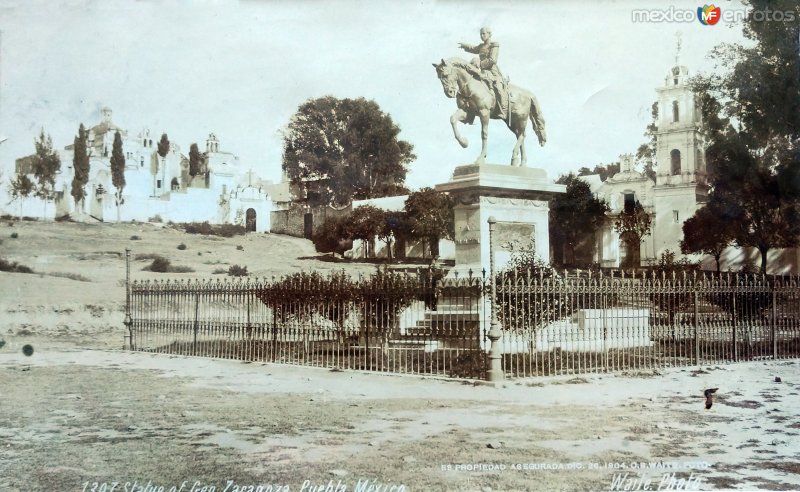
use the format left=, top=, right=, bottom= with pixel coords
left=126, top=264, right=800, bottom=379
left=128, top=269, right=488, bottom=378
left=495, top=271, right=800, bottom=377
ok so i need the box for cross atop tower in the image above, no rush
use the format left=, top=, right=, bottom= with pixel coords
left=674, top=31, right=683, bottom=67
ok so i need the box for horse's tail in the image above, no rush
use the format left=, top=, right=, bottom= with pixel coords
left=529, top=94, right=547, bottom=146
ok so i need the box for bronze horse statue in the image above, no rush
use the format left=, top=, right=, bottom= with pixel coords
left=433, top=57, right=546, bottom=166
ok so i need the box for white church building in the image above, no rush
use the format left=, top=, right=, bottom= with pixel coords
left=584, top=60, right=800, bottom=274
left=7, top=107, right=272, bottom=232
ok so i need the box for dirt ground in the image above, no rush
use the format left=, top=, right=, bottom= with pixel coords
left=2, top=221, right=800, bottom=491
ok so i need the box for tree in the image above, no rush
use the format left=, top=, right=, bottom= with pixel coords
left=549, top=174, right=610, bottom=265
left=188, top=143, right=202, bottom=177
left=691, top=1, right=800, bottom=273
left=681, top=200, right=737, bottom=272
left=613, top=201, right=652, bottom=268
left=110, top=130, right=126, bottom=221
left=151, top=133, right=170, bottom=196
left=8, top=172, right=34, bottom=218
left=282, top=96, right=415, bottom=207
left=31, top=128, right=61, bottom=217
left=404, top=188, right=454, bottom=258
left=345, top=205, right=386, bottom=258
left=635, top=101, right=658, bottom=182
left=70, top=123, right=90, bottom=216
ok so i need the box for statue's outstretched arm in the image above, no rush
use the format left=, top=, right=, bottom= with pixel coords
left=459, top=43, right=479, bottom=54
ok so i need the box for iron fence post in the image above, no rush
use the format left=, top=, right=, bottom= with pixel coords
left=772, top=281, right=778, bottom=360
left=693, top=289, right=699, bottom=366
left=124, top=248, right=133, bottom=350
left=486, top=216, right=504, bottom=382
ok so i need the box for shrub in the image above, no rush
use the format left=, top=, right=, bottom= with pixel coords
left=228, top=264, right=248, bottom=277
left=312, top=215, right=352, bottom=255
left=47, top=272, right=91, bottom=282
left=55, top=214, right=72, bottom=222
left=169, top=265, right=196, bottom=273
left=0, top=257, right=34, bottom=274
left=648, top=250, right=700, bottom=325
left=130, top=235, right=141, bottom=240
left=236, top=245, right=244, bottom=251
left=177, top=243, right=187, bottom=250
left=147, top=257, right=171, bottom=273
left=21, top=216, right=37, bottom=221
left=10, top=232, right=18, bottom=239
left=197, top=252, right=202, bottom=256
left=212, top=267, right=227, bottom=275
left=493, top=249, right=565, bottom=332
left=148, top=214, right=163, bottom=223
left=705, top=273, right=773, bottom=322
left=182, top=221, right=245, bottom=238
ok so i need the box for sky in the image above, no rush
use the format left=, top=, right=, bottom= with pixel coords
left=0, top=0, right=750, bottom=190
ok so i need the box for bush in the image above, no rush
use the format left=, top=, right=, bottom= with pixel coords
left=0, top=257, right=34, bottom=274
left=130, top=235, right=141, bottom=241
left=312, top=215, right=352, bottom=255
left=10, top=232, right=18, bottom=239
left=212, top=267, right=227, bottom=275
left=236, top=245, right=244, bottom=251
left=493, top=249, right=565, bottom=332
left=55, top=214, right=72, bottom=222
left=47, top=272, right=91, bottom=282
left=143, top=256, right=195, bottom=273
left=177, top=243, right=187, bottom=250
left=21, top=216, right=37, bottom=221
left=182, top=221, right=245, bottom=238
left=227, top=265, right=248, bottom=277
left=148, top=215, right=163, bottom=223
left=147, top=257, right=171, bottom=273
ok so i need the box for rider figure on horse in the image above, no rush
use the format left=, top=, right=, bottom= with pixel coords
left=459, top=26, right=508, bottom=121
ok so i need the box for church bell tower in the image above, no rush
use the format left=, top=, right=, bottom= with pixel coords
left=651, top=34, right=709, bottom=258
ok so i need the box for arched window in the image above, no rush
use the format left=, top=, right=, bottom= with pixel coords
left=671, top=149, right=681, bottom=175
left=672, top=101, right=679, bottom=122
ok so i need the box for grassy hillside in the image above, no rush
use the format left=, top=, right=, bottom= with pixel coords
left=0, top=220, right=375, bottom=349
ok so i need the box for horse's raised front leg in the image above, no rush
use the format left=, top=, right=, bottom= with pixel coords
left=450, top=109, right=470, bottom=148
left=475, top=111, right=490, bottom=165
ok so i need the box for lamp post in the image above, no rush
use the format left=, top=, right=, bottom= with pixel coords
left=486, top=216, right=504, bottom=382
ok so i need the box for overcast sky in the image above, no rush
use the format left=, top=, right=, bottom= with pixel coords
left=0, top=0, right=749, bottom=189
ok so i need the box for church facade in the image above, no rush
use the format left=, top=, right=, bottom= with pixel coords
left=8, top=108, right=272, bottom=232
left=585, top=62, right=799, bottom=274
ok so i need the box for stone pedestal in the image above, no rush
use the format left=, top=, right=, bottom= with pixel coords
left=436, top=164, right=565, bottom=277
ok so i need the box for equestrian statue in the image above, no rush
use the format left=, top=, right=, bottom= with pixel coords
left=434, top=27, right=546, bottom=167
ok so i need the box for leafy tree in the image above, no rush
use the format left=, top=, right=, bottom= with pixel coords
left=680, top=201, right=737, bottom=272
left=70, top=123, right=90, bottom=213
left=151, top=133, right=169, bottom=196
left=404, top=188, right=454, bottom=258
left=157, top=133, right=170, bottom=158
left=110, top=130, right=126, bottom=221
left=635, top=101, right=658, bottom=182
left=346, top=205, right=385, bottom=258
left=692, top=1, right=800, bottom=273
left=549, top=173, right=609, bottom=265
left=188, top=143, right=202, bottom=177
left=613, top=201, right=652, bottom=268
left=8, top=172, right=34, bottom=217
left=31, top=128, right=61, bottom=216
left=282, top=96, right=415, bottom=207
